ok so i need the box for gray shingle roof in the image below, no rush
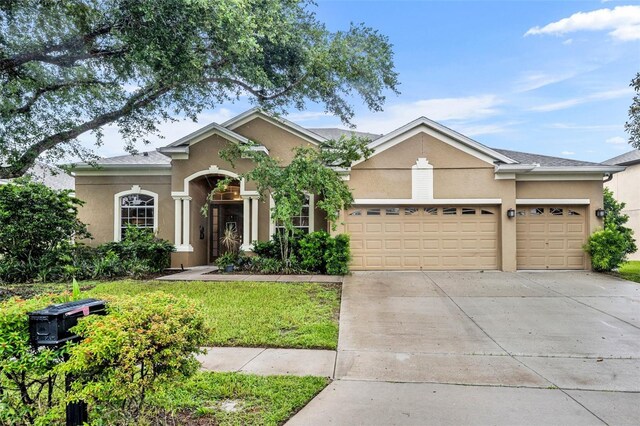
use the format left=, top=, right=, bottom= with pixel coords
left=308, top=128, right=382, bottom=142
left=603, top=150, right=640, bottom=166
left=94, top=150, right=171, bottom=166
left=491, top=148, right=601, bottom=167
left=0, top=162, right=75, bottom=190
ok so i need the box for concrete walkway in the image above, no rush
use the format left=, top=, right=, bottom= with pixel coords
left=288, top=271, right=640, bottom=425
left=197, top=347, right=336, bottom=377
left=158, top=265, right=343, bottom=283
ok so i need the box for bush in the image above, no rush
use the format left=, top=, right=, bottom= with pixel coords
left=99, top=226, right=175, bottom=274
left=250, top=256, right=285, bottom=274
left=603, top=188, right=637, bottom=256
left=215, top=252, right=237, bottom=269
left=585, top=227, right=632, bottom=272
left=0, top=292, right=206, bottom=425
left=325, top=234, right=350, bottom=275
left=0, top=178, right=90, bottom=283
left=299, top=231, right=330, bottom=273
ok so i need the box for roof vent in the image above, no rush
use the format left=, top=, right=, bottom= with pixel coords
left=143, top=152, right=149, bottom=157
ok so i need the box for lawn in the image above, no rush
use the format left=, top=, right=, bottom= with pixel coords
left=88, top=280, right=341, bottom=349
left=149, top=372, right=328, bottom=425
left=618, top=261, right=640, bottom=283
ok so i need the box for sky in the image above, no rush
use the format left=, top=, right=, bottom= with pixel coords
left=90, top=0, right=640, bottom=163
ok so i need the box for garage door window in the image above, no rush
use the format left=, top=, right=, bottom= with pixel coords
left=568, top=209, right=581, bottom=216
left=385, top=208, right=400, bottom=215
left=481, top=209, right=494, bottom=215
left=530, top=207, right=544, bottom=216
left=443, top=207, right=457, bottom=215
left=405, top=207, right=419, bottom=215
left=424, top=207, right=438, bottom=215
left=367, top=208, right=381, bottom=216
left=461, top=208, right=476, bottom=215
left=550, top=208, right=564, bottom=216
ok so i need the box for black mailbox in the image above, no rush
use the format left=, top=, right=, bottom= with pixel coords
left=27, top=298, right=106, bottom=348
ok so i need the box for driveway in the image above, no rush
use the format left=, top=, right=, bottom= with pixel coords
left=288, top=271, right=640, bottom=425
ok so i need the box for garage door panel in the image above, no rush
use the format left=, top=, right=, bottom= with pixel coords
left=517, top=205, right=586, bottom=270
left=346, top=205, right=499, bottom=270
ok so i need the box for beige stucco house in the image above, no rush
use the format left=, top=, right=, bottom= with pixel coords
left=604, top=150, right=640, bottom=261
left=72, top=109, right=623, bottom=271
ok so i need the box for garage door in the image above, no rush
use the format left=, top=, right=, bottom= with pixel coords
left=516, top=206, right=586, bottom=270
left=345, top=206, right=499, bottom=270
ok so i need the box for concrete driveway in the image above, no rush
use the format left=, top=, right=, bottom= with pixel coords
left=288, top=271, right=640, bottom=425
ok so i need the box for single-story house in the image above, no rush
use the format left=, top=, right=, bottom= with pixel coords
left=71, top=108, right=624, bottom=271
left=604, top=150, right=640, bottom=261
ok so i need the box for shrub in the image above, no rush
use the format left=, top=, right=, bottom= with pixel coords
left=0, top=178, right=90, bottom=283
left=250, top=256, right=285, bottom=274
left=299, top=231, right=330, bottom=273
left=0, top=292, right=206, bottom=425
left=251, top=239, right=280, bottom=259
left=325, top=234, right=350, bottom=275
left=215, top=252, right=237, bottom=269
left=585, top=227, right=632, bottom=272
left=99, top=226, right=175, bottom=273
left=603, top=188, right=637, bottom=256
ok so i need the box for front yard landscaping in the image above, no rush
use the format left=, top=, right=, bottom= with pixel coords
left=616, top=261, right=640, bottom=283
left=88, top=279, right=341, bottom=349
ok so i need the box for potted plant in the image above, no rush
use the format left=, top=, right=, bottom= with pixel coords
left=218, top=228, right=240, bottom=272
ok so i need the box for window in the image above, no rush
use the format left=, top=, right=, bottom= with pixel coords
left=461, top=208, right=476, bottom=215
left=568, top=209, right=581, bottom=216
left=349, top=210, right=362, bottom=216
left=385, top=208, right=400, bottom=216
left=480, top=209, right=494, bottom=215
left=424, top=207, right=438, bottom=215
left=530, top=207, right=544, bottom=216
left=550, top=208, right=564, bottom=216
left=443, top=207, right=457, bottom=215
left=516, top=210, right=526, bottom=216
left=405, top=207, right=419, bottom=215
left=275, top=194, right=312, bottom=233
left=367, top=208, right=381, bottom=216
left=115, top=188, right=158, bottom=241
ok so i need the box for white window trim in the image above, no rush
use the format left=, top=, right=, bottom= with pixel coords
left=269, top=193, right=315, bottom=237
left=113, top=185, right=159, bottom=241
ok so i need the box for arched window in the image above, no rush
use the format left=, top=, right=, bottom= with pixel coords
left=114, top=187, right=158, bottom=241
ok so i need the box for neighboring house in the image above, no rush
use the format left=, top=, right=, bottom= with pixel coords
left=604, top=150, right=640, bottom=261
left=0, top=161, right=75, bottom=191
left=71, top=108, right=623, bottom=271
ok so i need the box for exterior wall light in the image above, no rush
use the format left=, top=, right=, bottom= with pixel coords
left=507, top=208, right=516, bottom=218
left=595, top=208, right=606, bottom=218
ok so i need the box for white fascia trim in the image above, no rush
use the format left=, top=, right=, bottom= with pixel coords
left=165, top=122, right=250, bottom=148
left=353, top=118, right=517, bottom=167
left=533, top=166, right=625, bottom=173
left=222, top=108, right=326, bottom=145
left=353, top=198, right=502, bottom=205
left=516, top=199, right=590, bottom=205
left=495, top=164, right=538, bottom=173
left=113, top=185, right=159, bottom=242
left=516, top=173, right=604, bottom=181
left=74, top=169, right=172, bottom=176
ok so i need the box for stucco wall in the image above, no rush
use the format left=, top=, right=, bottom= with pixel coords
left=75, top=175, right=173, bottom=245
left=606, top=164, right=640, bottom=261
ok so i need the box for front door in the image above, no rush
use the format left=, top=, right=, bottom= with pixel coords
left=209, top=203, right=243, bottom=262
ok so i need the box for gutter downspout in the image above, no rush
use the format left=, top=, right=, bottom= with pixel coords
left=603, top=173, right=613, bottom=183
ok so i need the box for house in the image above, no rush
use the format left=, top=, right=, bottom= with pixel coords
left=0, top=161, right=75, bottom=191
left=71, top=108, right=623, bottom=271
left=604, top=150, right=640, bottom=261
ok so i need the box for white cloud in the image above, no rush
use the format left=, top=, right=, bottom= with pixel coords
left=548, top=123, right=621, bottom=131
left=530, top=87, right=633, bottom=112
left=606, top=136, right=626, bottom=144
left=514, top=71, right=577, bottom=92
left=562, top=38, right=574, bottom=45
left=352, top=95, right=502, bottom=134
left=525, top=6, right=640, bottom=41
left=561, top=151, right=576, bottom=155
left=286, top=111, right=333, bottom=122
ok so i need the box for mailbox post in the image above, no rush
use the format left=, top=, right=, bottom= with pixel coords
left=28, top=298, right=106, bottom=426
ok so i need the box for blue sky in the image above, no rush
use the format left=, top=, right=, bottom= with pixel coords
left=94, top=1, right=640, bottom=163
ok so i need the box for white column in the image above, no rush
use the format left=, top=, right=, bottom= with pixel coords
left=251, top=197, right=259, bottom=244
left=242, top=197, right=251, bottom=249
left=182, top=197, right=191, bottom=248
left=174, top=198, right=182, bottom=246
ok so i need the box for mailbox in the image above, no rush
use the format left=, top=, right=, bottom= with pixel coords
left=27, top=298, right=106, bottom=348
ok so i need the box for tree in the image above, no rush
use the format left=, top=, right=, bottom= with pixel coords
left=603, top=187, right=637, bottom=256
left=0, top=178, right=90, bottom=282
left=0, top=0, right=399, bottom=178
left=208, top=135, right=372, bottom=268
left=626, top=73, right=640, bottom=148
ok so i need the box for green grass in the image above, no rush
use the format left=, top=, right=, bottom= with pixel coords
left=618, top=261, right=640, bottom=283
left=88, top=280, right=340, bottom=349
left=149, top=372, right=329, bottom=425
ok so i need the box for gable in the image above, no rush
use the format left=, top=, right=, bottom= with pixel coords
left=354, top=129, right=494, bottom=170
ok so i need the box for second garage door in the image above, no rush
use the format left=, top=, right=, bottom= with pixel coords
left=345, top=206, right=499, bottom=270
left=516, top=205, right=587, bottom=270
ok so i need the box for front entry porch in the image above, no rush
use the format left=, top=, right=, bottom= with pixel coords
left=171, top=169, right=260, bottom=268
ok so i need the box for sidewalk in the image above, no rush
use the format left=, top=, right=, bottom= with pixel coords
left=157, top=266, right=343, bottom=283
left=197, top=347, right=336, bottom=377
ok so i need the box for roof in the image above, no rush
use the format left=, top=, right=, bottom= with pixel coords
left=74, top=150, right=171, bottom=169
left=308, top=128, right=382, bottom=142
left=491, top=148, right=601, bottom=167
left=603, top=150, right=640, bottom=166
left=0, top=162, right=75, bottom=190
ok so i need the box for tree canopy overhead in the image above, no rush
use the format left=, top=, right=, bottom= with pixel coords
left=0, top=0, right=399, bottom=178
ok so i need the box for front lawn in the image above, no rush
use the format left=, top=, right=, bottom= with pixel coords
left=618, top=261, right=640, bottom=283
left=150, top=372, right=328, bottom=425
left=89, top=280, right=340, bottom=349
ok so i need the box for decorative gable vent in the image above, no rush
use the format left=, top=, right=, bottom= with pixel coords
left=412, top=158, right=433, bottom=200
